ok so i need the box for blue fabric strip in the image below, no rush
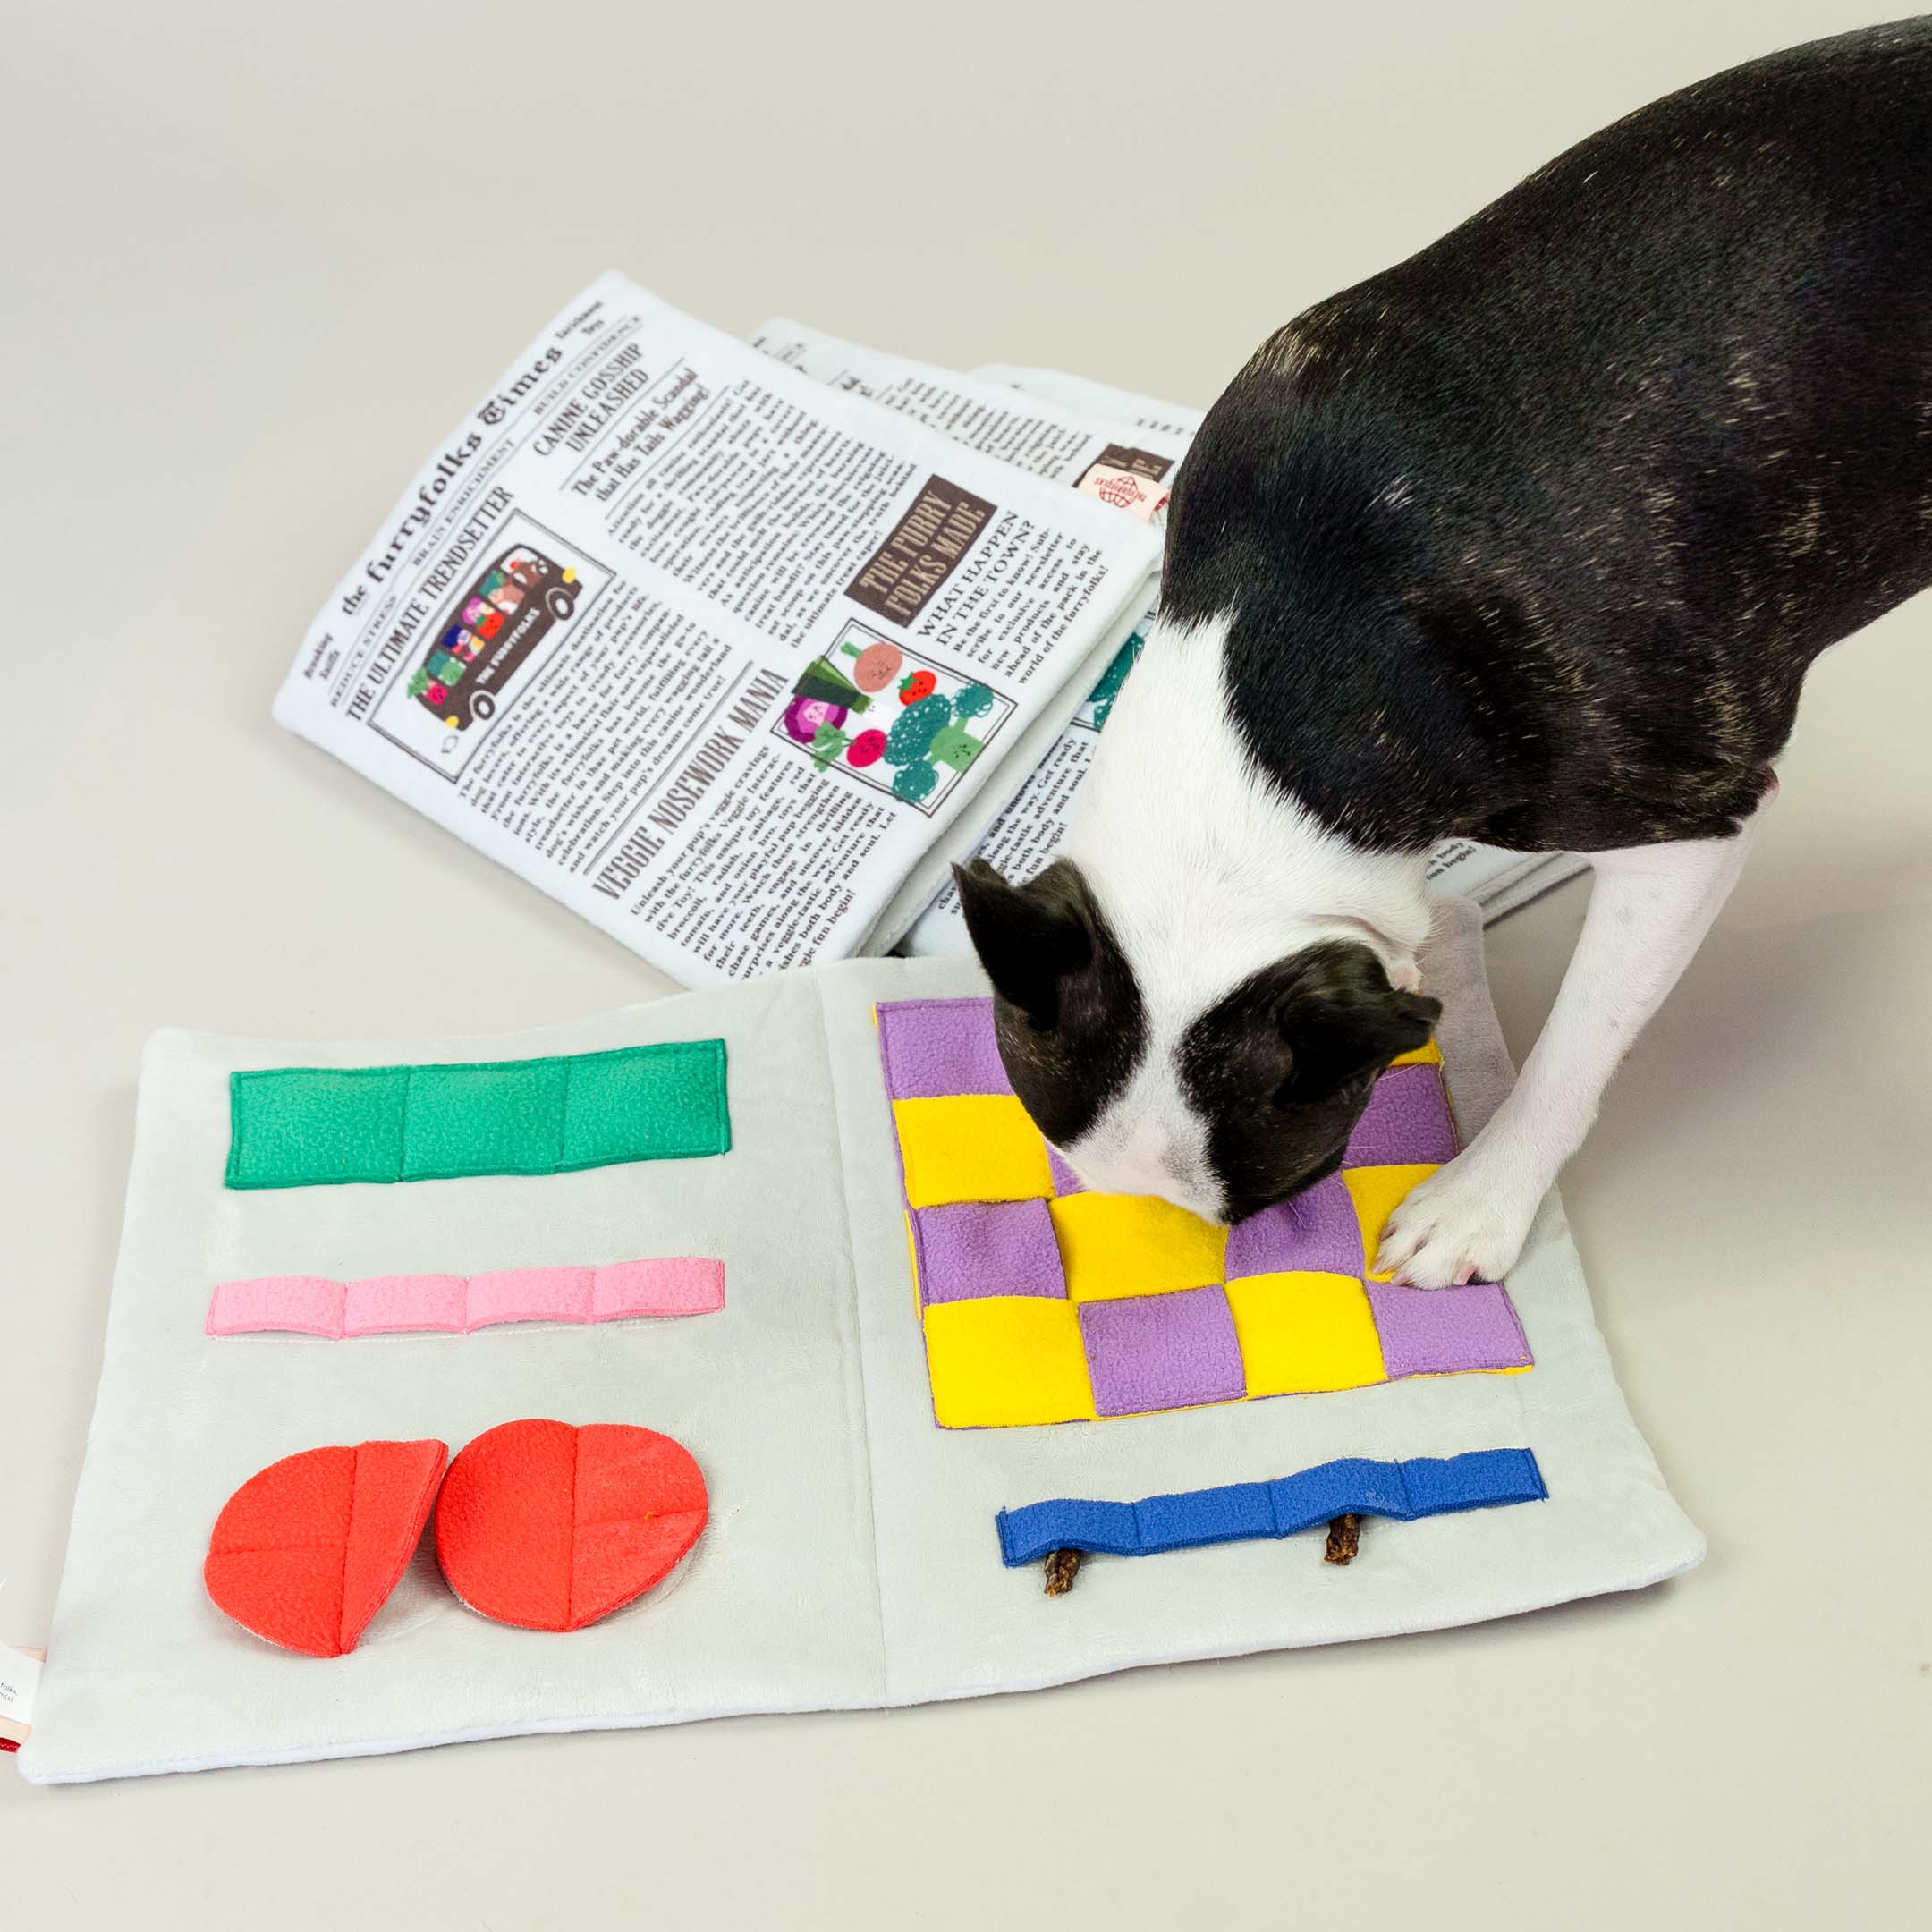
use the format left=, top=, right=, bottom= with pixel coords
left=996, top=1448, right=1546, bottom=1566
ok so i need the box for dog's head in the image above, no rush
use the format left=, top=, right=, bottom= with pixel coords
left=955, top=856, right=1440, bottom=1224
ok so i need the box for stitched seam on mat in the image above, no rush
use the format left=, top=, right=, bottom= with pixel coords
left=705, top=1037, right=727, bottom=1155
left=396, top=1067, right=418, bottom=1181
left=567, top=1427, right=581, bottom=1630
left=225, top=1072, right=245, bottom=1185
left=1498, top=1288, right=1534, bottom=1367
left=832, top=987, right=894, bottom=1707
left=209, top=1538, right=352, bottom=1555
left=335, top=1445, right=358, bottom=1651
left=877, top=1001, right=947, bottom=1099
left=908, top=1205, right=928, bottom=1310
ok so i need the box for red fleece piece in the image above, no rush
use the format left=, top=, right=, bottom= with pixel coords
left=204, top=1439, right=447, bottom=1657
left=435, top=1419, right=708, bottom=1631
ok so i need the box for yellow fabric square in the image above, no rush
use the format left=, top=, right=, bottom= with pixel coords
left=922, top=1297, right=1096, bottom=1427
left=1224, top=1270, right=1388, bottom=1394
left=1389, top=1038, right=1444, bottom=1068
left=1048, top=1192, right=1230, bottom=1302
left=1342, top=1163, right=1441, bottom=1278
left=893, top=1096, right=1054, bottom=1208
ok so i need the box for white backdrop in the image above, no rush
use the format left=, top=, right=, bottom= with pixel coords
left=4, top=3, right=1928, bottom=1924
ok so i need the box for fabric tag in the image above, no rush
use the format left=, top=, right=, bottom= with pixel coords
left=0, top=1641, right=46, bottom=1752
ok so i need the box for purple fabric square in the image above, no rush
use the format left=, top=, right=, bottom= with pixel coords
left=877, top=998, right=1013, bottom=1099
left=1345, top=1063, right=1460, bottom=1168
left=911, top=1199, right=1066, bottom=1306
left=1079, top=1285, right=1245, bottom=1417
left=1224, top=1171, right=1363, bottom=1279
left=1365, top=1279, right=1533, bottom=1377
left=1046, top=1146, right=1088, bottom=1196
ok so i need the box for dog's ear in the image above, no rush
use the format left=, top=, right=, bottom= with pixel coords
left=1273, top=942, right=1440, bottom=1101
left=953, top=859, right=1096, bottom=1033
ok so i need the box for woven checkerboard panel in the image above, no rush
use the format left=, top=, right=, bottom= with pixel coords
left=877, top=998, right=1532, bottom=1428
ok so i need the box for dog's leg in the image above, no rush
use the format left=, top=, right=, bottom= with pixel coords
left=1376, top=789, right=1773, bottom=1287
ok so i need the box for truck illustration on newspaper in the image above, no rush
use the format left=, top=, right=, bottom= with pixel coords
left=406, top=545, right=582, bottom=731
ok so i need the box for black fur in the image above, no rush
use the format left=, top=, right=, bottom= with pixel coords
left=1180, top=944, right=1440, bottom=1222
left=961, top=22, right=1931, bottom=1222
left=1165, top=19, right=1932, bottom=852
left=953, top=858, right=1147, bottom=1149
left=960, top=846, right=1439, bottom=1218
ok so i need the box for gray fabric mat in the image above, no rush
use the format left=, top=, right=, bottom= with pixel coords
left=22, top=898, right=1699, bottom=1782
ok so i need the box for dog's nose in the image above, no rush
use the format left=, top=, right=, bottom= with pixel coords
left=1111, top=1159, right=1229, bottom=1225
left=1051, top=1129, right=1227, bottom=1224
left=1155, top=1176, right=1233, bottom=1224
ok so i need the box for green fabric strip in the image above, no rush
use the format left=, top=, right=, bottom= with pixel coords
left=225, top=1040, right=730, bottom=1189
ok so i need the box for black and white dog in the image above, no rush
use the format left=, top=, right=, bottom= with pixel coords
left=958, top=21, right=1932, bottom=1287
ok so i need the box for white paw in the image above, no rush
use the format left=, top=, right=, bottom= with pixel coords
left=1375, top=1153, right=1543, bottom=1288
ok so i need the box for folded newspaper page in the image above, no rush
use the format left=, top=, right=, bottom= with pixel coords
left=273, top=274, right=1159, bottom=986
left=747, top=350, right=1580, bottom=944
left=972, top=361, right=1209, bottom=439
left=756, top=323, right=1191, bottom=520
left=749, top=319, right=1189, bottom=953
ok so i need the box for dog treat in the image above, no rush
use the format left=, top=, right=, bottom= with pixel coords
left=1043, top=1548, right=1081, bottom=1596
left=1324, top=1513, right=1363, bottom=1565
left=435, top=1419, right=708, bottom=1632
left=204, top=1439, right=448, bottom=1657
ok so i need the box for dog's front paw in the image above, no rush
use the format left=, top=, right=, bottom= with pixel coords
left=1375, top=1152, right=1543, bottom=1288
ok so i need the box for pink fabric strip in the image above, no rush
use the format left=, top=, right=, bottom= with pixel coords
left=207, top=1259, right=724, bottom=1337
